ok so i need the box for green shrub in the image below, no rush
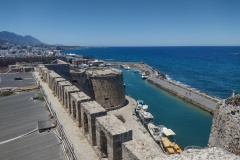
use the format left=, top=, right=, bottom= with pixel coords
left=38, top=93, right=44, bottom=101
left=0, top=91, right=14, bottom=97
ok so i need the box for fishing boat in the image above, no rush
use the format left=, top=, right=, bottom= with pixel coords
left=159, top=126, right=183, bottom=154
left=147, top=123, right=161, bottom=143
left=138, top=110, right=154, bottom=124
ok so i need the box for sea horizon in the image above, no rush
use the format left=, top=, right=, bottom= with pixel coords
left=65, top=46, right=240, bottom=99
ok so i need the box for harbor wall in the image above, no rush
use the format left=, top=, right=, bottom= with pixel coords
left=148, top=79, right=214, bottom=113
left=112, top=61, right=218, bottom=114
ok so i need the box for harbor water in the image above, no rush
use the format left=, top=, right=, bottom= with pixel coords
left=122, top=68, right=212, bottom=148
left=65, top=46, right=240, bottom=148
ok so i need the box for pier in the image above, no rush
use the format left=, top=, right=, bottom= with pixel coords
left=110, top=62, right=219, bottom=113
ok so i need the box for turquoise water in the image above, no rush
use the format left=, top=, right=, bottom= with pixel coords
left=121, top=68, right=212, bottom=148
left=64, top=47, right=236, bottom=148
left=66, top=46, right=240, bottom=99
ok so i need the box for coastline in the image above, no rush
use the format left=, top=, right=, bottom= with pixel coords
left=109, top=61, right=219, bottom=114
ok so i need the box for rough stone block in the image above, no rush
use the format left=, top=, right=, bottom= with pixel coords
left=63, top=85, right=79, bottom=112
left=70, top=92, right=91, bottom=126
left=81, top=101, right=107, bottom=146
left=96, top=114, right=132, bottom=160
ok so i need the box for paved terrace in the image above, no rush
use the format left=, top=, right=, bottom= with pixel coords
left=33, top=72, right=99, bottom=160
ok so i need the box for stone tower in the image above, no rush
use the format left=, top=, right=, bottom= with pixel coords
left=71, top=68, right=126, bottom=110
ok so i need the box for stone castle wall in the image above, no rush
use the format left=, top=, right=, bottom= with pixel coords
left=71, top=70, right=92, bottom=97
left=208, top=95, right=240, bottom=155
left=71, top=68, right=125, bottom=110
left=89, top=73, right=125, bottom=110
left=44, top=63, right=71, bottom=81
left=38, top=64, right=239, bottom=160
left=0, top=56, right=66, bottom=67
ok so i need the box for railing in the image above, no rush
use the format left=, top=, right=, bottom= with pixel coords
left=32, top=72, right=78, bottom=160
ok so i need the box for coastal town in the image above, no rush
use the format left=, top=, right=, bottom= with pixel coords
left=0, top=43, right=239, bottom=159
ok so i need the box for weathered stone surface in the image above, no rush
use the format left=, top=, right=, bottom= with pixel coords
left=122, top=139, right=166, bottom=160
left=226, top=94, right=240, bottom=107
left=96, top=114, right=132, bottom=160
left=48, top=71, right=61, bottom=90
left=53, top=77, right=65, bottom=95
left=44, top=63, right=71, bottom=81
left=70, top=92, right=91, bottom=126
left=208, top=97, right=240, bottom=155
left=63, top=85, right=79, bottom=111
left=86, top=68, right=125, bottom=110
left=81, top=101, right=107, bottom=146
left=71, top=68, right=126, bottom=110
left=166, top=147, right=239, bottom=160
left=58, top=81, right=72, bottom=104
left=71, top=70, right=92, bottom=96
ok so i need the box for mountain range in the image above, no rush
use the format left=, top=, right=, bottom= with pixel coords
left=0, top=31, right=43, bottom=45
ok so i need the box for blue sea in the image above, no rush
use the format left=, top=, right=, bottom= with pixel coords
left=65, top=46, right=240, bottom=148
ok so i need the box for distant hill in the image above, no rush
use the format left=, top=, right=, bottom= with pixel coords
left=0, top=31, right=43, bottom=45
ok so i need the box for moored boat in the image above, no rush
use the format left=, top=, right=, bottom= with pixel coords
left=136, top=100, right=144, bottom=112
left=159, top=126, right=183, bottom=154
left=138, top=109, right=154, bottom=124
left=123, top=65, right=130, bottom=70
left=147, top=123, right=161, bottom=143
left=142, top=104, right=148, bottom=111
left=141, top=72, right=149, bottom=79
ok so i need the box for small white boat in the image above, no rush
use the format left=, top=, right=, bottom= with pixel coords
left=123, top=65, right=130, bottom=70
left=135, top=100, right=144, bottom=112
left=138, top=110, right=154, bottom=124
left=142, top=72, right=149, bottom=79
left=142, top=104, right=148, bottom=111
left=148, top=123, right=161, bottom=143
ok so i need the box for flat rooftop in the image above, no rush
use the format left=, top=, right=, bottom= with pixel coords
left=82, top=101, right=106, bottom=114
left=64, top=85, right=79, bottom=92
left=86, top=68, right=122, bottom=77
left=0, top=91, right=65, bottom=160
left=71, top=92, right=91, bottom=101
left=49, top=71, right=61, bottom=78
left=0, top=73, right=36, bottom=88
left=96, top=114, right=131, bottom=135
left=58, top=81, right=72, bottom=86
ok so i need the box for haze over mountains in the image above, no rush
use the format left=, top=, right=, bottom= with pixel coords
left=0, top=31, right=43, bottom=45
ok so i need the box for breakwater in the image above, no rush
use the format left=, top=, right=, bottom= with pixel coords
left=110, top=61, right=219, bottom=114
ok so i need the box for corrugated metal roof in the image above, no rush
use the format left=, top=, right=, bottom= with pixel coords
left=0, top=90, right=65, bottom=160
left=0, top=73, right=36, bottom=88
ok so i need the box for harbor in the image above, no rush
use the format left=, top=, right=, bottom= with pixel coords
left=109, top=61, right=220, bottom=114
left=117, top=65, right=213, bottom=148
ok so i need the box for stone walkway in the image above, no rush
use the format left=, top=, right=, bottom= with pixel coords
left=141, top=64, right=219, bottom=112
left=33, top=72, right=99, bottom=160
left=109, top=96, right=165, bottom=158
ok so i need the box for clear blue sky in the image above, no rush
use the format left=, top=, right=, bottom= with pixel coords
left=0, top=0, right=240, bottom=46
